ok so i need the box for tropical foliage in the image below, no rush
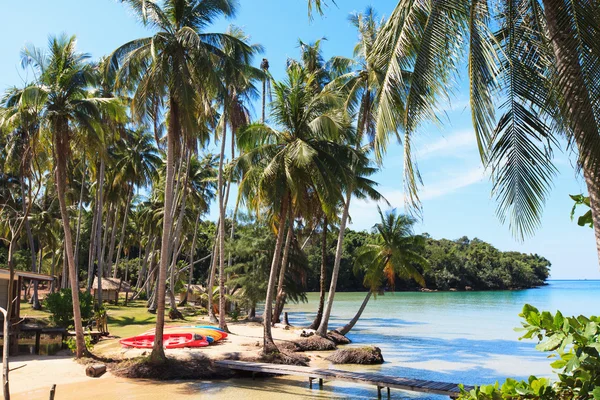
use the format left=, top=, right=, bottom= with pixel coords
left=459, top=305, right=600, bottom=399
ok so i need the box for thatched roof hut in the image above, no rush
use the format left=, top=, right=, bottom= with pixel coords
left=91, top=277, right=131, bottom=302
left=179, top=284, right=206, bottom=304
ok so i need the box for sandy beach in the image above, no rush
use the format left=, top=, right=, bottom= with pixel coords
left=7, top=320, right=334, bottom=400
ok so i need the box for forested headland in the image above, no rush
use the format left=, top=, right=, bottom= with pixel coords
left=2, top=216, right=549, bottom=306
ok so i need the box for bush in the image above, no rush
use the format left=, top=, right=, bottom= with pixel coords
left=64, top=334, right=94, bottom=353
left=459, top=304, right=600, bottom=399
left=44, top=289, right=94, bottom=327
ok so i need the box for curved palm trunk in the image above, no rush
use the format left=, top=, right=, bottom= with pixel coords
left=309, top=216, right=328, bottom=330
left=273, top=221, right=294, bottom=324
left=113, top=184, right=133, bottom=278
left=217, top=119, right=229, bottom=332
left=150, top=99, right=178, bottom=364
left=542, top=0, right=600, bottom=266
left=336, top=291, right=372, bottom=336
left=317, top=190, right=352, bottom=336
left=54, top=129, right=86, bottom=358
left=263, top=197, right=289, bottom=354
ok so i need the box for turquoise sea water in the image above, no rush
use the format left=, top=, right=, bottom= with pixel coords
left=273, top=281, right=600, bottom=398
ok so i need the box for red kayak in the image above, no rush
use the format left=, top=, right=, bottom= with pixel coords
left=120, top=333, right=209, bottom=349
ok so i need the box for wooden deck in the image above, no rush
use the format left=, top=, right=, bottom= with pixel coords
left=214, top=360, right=472, bottom=398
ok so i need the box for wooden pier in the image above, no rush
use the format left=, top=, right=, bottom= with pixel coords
left=214, top=360, right=472, bottom=398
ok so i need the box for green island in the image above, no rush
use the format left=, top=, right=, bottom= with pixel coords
left=1, top=0, right=599, bottom=399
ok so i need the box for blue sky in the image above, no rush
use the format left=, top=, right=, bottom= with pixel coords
left=1, top=0, right=598, bottom=279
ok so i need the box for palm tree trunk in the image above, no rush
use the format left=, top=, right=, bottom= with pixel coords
left=50, top=250, right=56, bottom=293
left=180, top=212, right=201, bottom=307
left=309, top=216, right=328, bottom=330
left=94, top=157, right=106, bottom=303
left=263, top=197, right=289, bottom=354
left=20, top=175, right=40, bottom=310
left=2, top=237, right=16, bottom=400
left=54, top=128, right=86, bottom=358
left=336, top=291, right=371, bottom=336
left=207, top=238, right=219, bottom=323
left=106, top=205, right=119, bottom=278
left=87, top=168, right=99, bottom=293
left=136, top=235, right=154, bottom=292
left=150, top=98, right=178, bottom=364
left=100, top=204, right=113, bottom=279
left=542, top=0, right=600, bottom=266
left=74, top=158, right=87, bottom=275
left=218, top=117, right=229, bottom=332
left=317, top=190, right=352, bottom=336
left=273, top=219, right=294, bottom=324
left=113, top=183, right=133, bottom=278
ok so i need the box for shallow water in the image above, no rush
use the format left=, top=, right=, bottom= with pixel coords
left=279, top=280, right=600, bottom=398
left=20, top=281, right=600, bottom=400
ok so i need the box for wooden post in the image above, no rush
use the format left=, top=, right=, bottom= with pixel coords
left=318, top=378, right=323, bottom=388
left=35, top=331, right=41, bottom=355
left=49, top=384, right=56, bottom=400
left=377, top=386, right=382, bottom=399
left=309, top=377, right=313, bottom=389
left=387, top=387, right=391, bottom=398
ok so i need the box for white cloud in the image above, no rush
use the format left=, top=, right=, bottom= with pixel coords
left=417, top=130, right=477, bottom=159
left=348, top=166, right=488, bottom=230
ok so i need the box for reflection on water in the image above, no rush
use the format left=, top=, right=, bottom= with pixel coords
left=14, top=332, right=63, bottom=356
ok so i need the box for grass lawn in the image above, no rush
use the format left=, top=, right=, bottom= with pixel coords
left=20, top=299, right=208, bottom=338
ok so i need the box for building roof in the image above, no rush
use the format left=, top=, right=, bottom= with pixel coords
left=0, top=268, right=54, bottom=281
left=181, top=284, right=206, bottom=293
left=91, top=277, right=132, bottom=292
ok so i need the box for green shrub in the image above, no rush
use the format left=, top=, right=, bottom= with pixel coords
left=64, top=334, right=93, bottom=353
left=459, top=304, right=600, bottom=399
left=44, top=289, right=94, bottom=327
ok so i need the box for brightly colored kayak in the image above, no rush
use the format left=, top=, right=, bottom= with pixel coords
left=120, top=332, right=209, bottom=349
left=145, top=325, right=228, bottom=342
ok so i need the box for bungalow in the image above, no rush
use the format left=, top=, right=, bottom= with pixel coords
left=91, top=277, right=132, bottom=303
left=0, top=268, right=54, bottom=354
left=178, top=284, right=206, bottom=304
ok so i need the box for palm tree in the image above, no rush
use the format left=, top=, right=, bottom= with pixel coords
left=336, top=207, right=427, bottom=335
left=215, top=25, right=262, bottom=332
left=315, top=10, right=388, bottom=337
left=236, top=65, right=360, bottom=353
left=369, top=0, right=600, bottom=265
left=112, top=128, right=160, bottom=277
left=20, top=34, right=122, bottom=358
left=0, top=85, right=43, bottom=309
left=109, top=0, right=244, bottom=363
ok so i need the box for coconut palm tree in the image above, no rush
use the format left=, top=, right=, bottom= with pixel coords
left=109, top=0, right=246, bottom=363
left=0, top=85, right=43, bottom=309
left=369, top=0, right=600, bottom=265
left=111, top=128, right=160, bottom=277
left=236, top=65, right=360, bottom=353
left=215, top=25, right=263, bottom=332
left=20, top=34, right=122, bottom=358
left=314, top=10, right=389, bottom=337
left=336, top=207, right=427, bottom=335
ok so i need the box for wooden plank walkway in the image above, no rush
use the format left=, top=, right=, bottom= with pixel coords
left=215, top=360, right=473, bottom=398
